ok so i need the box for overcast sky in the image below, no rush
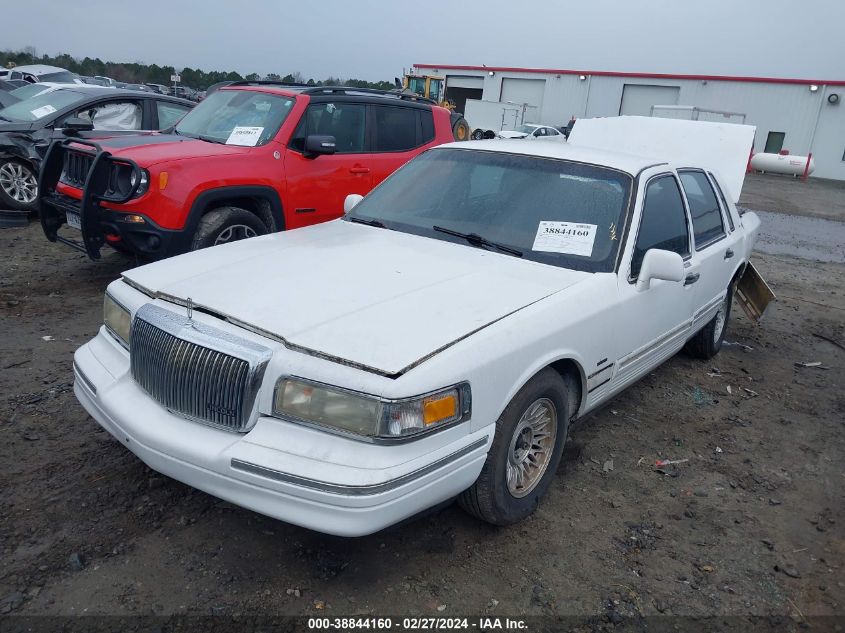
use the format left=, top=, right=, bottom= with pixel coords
left=4, top=0, right=844, bottom=81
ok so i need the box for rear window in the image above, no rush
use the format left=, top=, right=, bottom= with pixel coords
left=679, top=170, right=725, bottom=248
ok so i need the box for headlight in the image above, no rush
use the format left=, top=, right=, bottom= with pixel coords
left=129, top=169, right=149, bottom=197
left=273, top=378, right=471, bottom=440
left=103, top=293, right=131, bottom=348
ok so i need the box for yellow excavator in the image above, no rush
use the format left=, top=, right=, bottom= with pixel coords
left=398, top=73, right=470, bottom=141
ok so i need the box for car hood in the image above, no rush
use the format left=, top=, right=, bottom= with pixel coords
left=97, top=133, right=253, bottom=166
left=123, top=221, right=590, bottom=377
left=498, top=131, right=529, bottom=139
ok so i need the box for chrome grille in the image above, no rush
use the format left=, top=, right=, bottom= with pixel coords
left=60, top=150, right=93, bottom=188
left=129, top=304, right=271, bottom=432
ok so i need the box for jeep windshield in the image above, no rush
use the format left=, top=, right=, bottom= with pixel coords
left=174, top=89, right=295, bottom=146
left=345, top=148, right=633, bottom=273
left=0, top=89, right=86, bottom=122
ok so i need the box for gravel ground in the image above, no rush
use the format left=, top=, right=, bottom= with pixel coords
left=1, top=200, right=843, bottom=630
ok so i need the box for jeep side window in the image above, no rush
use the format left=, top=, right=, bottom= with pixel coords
left=631, top=175, right=691, bottom=278
left=372, top=105, right=418, bottom=152
left=290, top=103, right=366, bottom=153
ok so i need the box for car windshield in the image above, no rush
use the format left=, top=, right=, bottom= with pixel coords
left=174, top=89, right=295, bottom=145
left=39, top=71, right=78, bottom=83
left=346, top=148, right=633, bottom=273
left=0, top=89, right=85, bottom=122
left=515, top=124, right=538, bottom=134
left=10, top=83, right=53, bottom=100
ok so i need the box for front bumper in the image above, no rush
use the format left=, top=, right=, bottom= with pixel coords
left=72, top=336, right=489, bottom=536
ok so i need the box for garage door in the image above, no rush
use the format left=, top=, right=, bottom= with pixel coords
left=500, top=78, right=546, bottom=110
left=619, top=84, right=680, bottom=116
left=446, top=75, right=484, bottom=90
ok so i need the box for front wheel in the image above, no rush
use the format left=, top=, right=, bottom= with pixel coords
left=190, top=206, right=268, bottom=251
left=0, top=159, right=38, bottom=211
left=684, top=282, right=735, bottom=359
left=459, top=369, right=569, bottom=525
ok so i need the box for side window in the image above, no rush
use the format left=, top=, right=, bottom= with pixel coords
left=75, top=101, right=143, bottom=130
left=632, top=175, right=690, bottom=278
left=289, top=102, right=365, bottom=153
left=420, top=109, right=435, bottom=144
left=707, top=172, right=735, bottom=232
left=373, top=105, right=418, bottom=152
left=679, top=170, right=725, bottom=248
left=156, top=101, right=191, bottom=129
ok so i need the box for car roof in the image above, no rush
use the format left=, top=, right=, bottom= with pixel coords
left=46, top=86, right=194, bottom=104
left=7, top=64, right=72, bottom=75
left=219, top=83, right=437, bottom=108
left=440, top=139, right=664, bottom=176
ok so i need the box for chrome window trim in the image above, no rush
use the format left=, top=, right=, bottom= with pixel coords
left=230, top=437, right=489, bottom=496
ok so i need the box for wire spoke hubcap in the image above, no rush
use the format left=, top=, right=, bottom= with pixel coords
left=214, top=224, right=257, bottom=245
left=506, top=397, right=557, bottom=498
left=0, top=162, right=37, bottom=204
left=713, top=293, right=729, bottom=343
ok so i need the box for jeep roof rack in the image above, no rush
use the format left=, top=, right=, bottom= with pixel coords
left=301, top=86, right=436, bottom=104
left=226, top=80, right=311, bottom=89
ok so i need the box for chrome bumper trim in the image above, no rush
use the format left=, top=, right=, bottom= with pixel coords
left=230, top=437, right=488, bottom=497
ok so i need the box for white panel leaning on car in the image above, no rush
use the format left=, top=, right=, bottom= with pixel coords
left=73, top=118, right=770, bottom=536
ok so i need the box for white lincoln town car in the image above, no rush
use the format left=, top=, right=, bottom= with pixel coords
left=73, top=121, right=762, bottom=536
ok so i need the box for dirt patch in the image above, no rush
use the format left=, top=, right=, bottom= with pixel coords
left=1, top=222, right=843, bottom=623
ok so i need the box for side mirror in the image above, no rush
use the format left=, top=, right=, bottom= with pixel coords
left=344, top=193, right=364, bottom=213
left=304, top=135, right=337, bottom=157
left=61, top=116, right=94, bottom=134
left=636, top=249, right=685, bottom=291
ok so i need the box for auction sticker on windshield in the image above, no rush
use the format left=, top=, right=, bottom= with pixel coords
left=30, top=104, right=57, bottom=119
left=532, top=221, right=597, bottom=256
left=226, top=126, right=264, bottom=146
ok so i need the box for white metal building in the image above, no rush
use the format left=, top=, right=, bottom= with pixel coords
left=414, top=64, right=845, bottom=180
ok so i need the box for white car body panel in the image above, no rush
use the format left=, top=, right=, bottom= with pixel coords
left=568, top=115, right=756, bottom=202
left=74, top=132, right=760, bottom=535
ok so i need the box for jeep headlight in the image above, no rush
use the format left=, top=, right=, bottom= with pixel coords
left=103, top=293, right=131, bottom=348
left=273, top=378, right=471, bottom=439
left=130, top=168, right=149, bottom=197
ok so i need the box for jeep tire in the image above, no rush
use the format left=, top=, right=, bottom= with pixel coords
left=191, top=206, right=268, bottom=251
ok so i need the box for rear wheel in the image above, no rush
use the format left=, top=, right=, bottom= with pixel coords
left=684, top=282, right=735, bottom=359
left=452, top=117, right=470, bottom=141
left=0, top=159, right=38, bottom=211
left=190, top=206, right=268, bottom=251
left=458, top=369, right=569, bottom=525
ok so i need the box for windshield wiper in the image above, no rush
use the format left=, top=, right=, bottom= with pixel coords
left=432, top=225, right=523, bottom=257
left=348, top=216, right=385, bottom=228
left=197, top=134, right=226, bottom=145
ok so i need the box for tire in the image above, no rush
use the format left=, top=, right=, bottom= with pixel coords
left=471, top=129, right=485, bottom=141
left=684, top=282, right=735, bottom=359
left=0, top=159, right=38, bottom=211
left=458, top=368, right=570, bottom=525
left=452, top=117, right=471, bottom=142
left=190, top=206, right=268, bottom=251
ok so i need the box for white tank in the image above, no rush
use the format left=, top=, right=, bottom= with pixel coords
left=750, top=152, right=815, bottom=176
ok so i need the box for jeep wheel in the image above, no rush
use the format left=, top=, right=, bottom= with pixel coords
left=458, top=369, right=569, bottom=525
left=191, top=207, right=268, bottom=251
left=0, top=159, right=38, bottom=211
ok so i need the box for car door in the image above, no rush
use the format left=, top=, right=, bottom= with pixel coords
left=283, top=100, right=372, bottom=228
left=677, top=169, right=741, bottom=334
left=366, top=104, right=435, bottom=187
left=610, top=170, right=696, bottom=392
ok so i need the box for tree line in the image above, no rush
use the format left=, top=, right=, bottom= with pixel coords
left=1, top=47, right=395, bottom=91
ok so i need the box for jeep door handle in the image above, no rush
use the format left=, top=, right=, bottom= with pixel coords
left=349, top=167, right=370, bottom=175
left=684, top=273, right=700, bottom=286
left=724, top=248, right=735, bottom=260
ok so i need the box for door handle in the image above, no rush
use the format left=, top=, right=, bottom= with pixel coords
left=349, top=167, right=370, bottom=175
left=724, top=248, right=735, bottom=260
left=684, top=273, right=700, bottom=286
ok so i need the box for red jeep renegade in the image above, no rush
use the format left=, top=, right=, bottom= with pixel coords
left=39, top=83, right=469, bottom=260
